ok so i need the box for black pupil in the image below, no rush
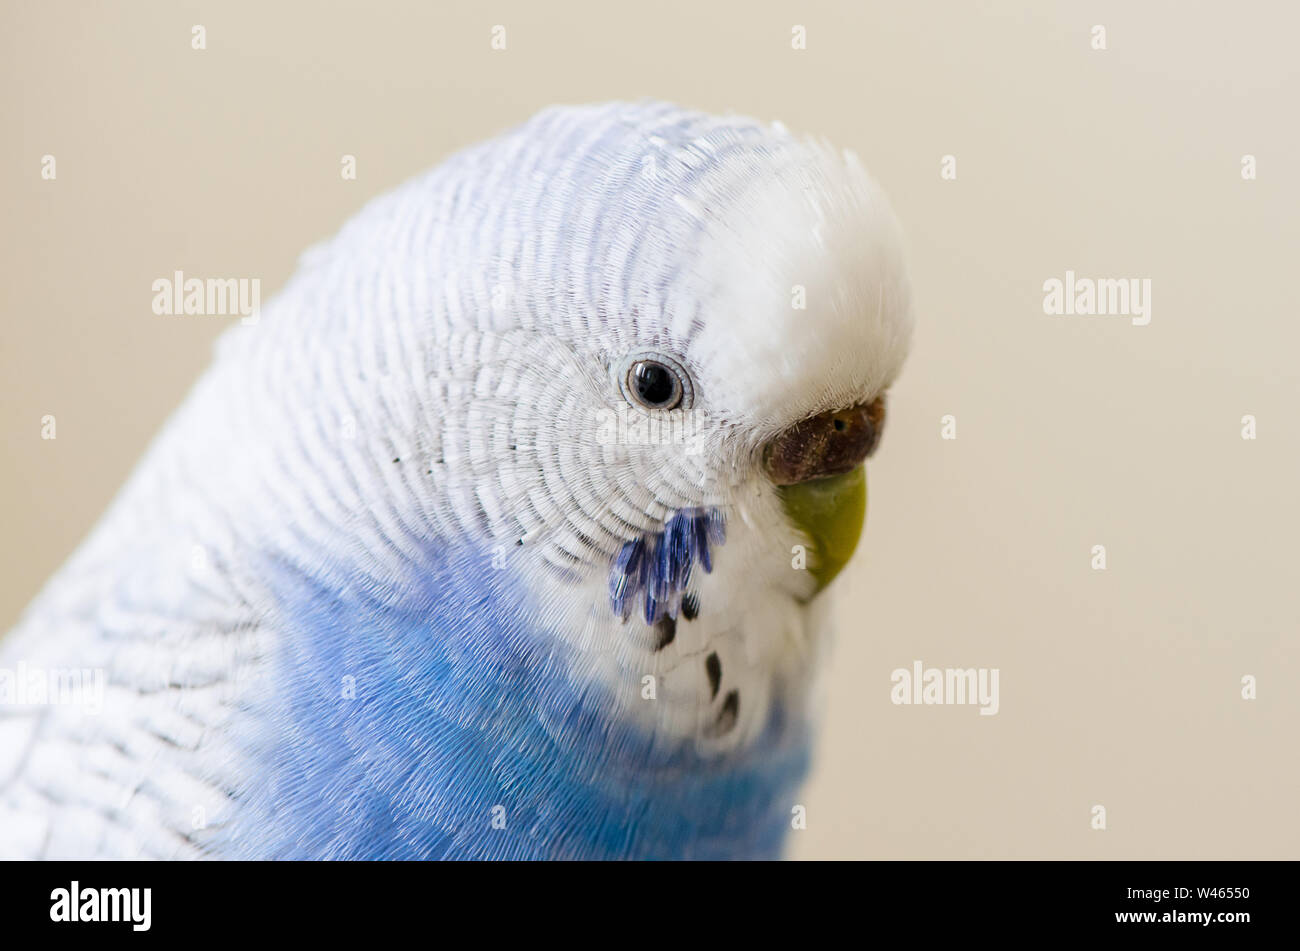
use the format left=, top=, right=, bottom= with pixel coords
left=632, top=362, right=676, bottom=407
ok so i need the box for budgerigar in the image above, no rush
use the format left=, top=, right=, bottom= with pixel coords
left=0, top=101, right=912, bottom=860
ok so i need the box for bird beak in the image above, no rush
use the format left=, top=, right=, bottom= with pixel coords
left=763, top=400, right=883, bottom=595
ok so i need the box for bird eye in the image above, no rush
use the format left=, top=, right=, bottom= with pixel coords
left=630, top=362, right=679, bottom=408
left=617, top=351, right=693, bottom=411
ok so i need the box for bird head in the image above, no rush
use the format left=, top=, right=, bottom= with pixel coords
left=235, top=101, right=913, bottom=746
left=442, top=102, right=915, bottom=605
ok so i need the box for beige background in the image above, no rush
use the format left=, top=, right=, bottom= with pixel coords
left=3, top=1, right=1296, bottom=858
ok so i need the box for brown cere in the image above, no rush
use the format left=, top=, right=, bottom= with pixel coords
left=763, top=396, right=886, bottom=486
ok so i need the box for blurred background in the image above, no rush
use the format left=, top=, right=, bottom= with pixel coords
left=3, top=0, right=1296, bottom=858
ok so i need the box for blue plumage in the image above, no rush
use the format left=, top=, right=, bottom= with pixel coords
left=227, top=541, right=808, bottom=860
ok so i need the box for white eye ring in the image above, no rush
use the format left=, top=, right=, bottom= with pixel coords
left=615, top=350, right=694, bottom=412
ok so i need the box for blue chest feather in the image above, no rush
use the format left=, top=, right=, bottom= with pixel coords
left=227, top=543, right=810, bottom=859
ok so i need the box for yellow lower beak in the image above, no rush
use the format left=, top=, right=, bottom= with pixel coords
left=777, top=465, right=867, bottom=597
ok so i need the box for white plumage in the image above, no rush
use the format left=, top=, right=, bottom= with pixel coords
left=0, top=101, right=912, bottom=858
